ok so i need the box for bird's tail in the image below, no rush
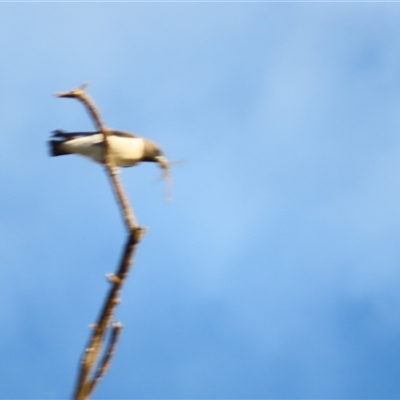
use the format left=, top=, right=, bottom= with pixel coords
left=48, top=140, right=69, bottom=157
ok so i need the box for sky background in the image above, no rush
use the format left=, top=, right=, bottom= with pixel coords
left=1, top=2, right=400, bottom=399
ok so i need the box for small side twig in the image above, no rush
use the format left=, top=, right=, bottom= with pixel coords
left=56, top=84, right=146, bottom=400
left=87, top=322, right=123, bottom=394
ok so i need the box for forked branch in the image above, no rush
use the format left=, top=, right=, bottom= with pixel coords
left=56, top=84, right=146, bottom=400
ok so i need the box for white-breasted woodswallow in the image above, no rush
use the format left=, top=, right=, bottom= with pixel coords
left=49, top=130, right=169, bottom=170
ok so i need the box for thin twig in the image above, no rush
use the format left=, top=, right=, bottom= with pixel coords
left=106, top=166, right=138, bottom=231
left=88, top=322, right=123, bottom=393
left=96, top=323, right=124, bottom=380
left=56, top=84, right=146, bottom=400
left=56, top=86, right=137, bottom=231
left=56, top=84, right=104, bottom=132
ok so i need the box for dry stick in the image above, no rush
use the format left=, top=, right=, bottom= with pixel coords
left=56, top=85, right=137, bottom=231
left=56, top=85, right=145, bottom=400
left=74, top=231, right=144, bottom=400
left=106, top=167, right=138, bottom=231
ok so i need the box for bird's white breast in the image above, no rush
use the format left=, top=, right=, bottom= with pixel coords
left=60, top=134, right=145, bottom=167
left=108, top=136, right=145, bottom=166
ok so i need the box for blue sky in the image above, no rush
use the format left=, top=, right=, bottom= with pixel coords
left=1, top=2, right=400, bottom=399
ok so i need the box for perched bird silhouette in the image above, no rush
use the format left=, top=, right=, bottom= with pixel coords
left=49, top=130, right=172, bottom=197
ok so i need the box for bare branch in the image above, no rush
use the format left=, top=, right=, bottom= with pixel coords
left=56, top=84, right=137, bottom=231
left=55, top=85, right=147, bottom=400
left=105, top=166, right=138, bottom=232
left=73, top=230, right=143, bottom=400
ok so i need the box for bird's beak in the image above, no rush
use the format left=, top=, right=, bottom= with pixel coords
left=155, top=155, right=169, bottom=170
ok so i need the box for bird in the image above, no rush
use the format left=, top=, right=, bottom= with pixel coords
left=49, top=129, right=169, bottom=169
left=49, top=129, right=172, bottom=198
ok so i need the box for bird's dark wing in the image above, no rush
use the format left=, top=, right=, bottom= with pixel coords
left=112, top=130, right=140, bottom=139
left=51, top=130, right=101, bottom=140
left=51, top=130, right=139, bottom=140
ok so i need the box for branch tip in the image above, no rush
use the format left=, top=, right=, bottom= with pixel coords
left=112, top=322, right=123, bottom=329
left=55, top=84, right=88, bottom=99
